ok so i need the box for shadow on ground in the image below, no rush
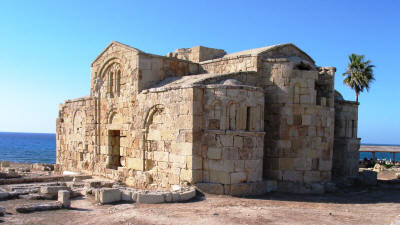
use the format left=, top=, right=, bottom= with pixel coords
left=242, top=181, right=400, bottom=205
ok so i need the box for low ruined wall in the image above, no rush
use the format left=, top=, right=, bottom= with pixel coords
left=56, top=97, right=96, bottom=173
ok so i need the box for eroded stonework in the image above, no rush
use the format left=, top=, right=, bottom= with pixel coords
left=57, top=41, right=360, bottom=194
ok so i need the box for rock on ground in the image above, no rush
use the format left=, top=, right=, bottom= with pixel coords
left=0, top=206, right=5, bottom=216
left=15, top=202, right=62, bottom=213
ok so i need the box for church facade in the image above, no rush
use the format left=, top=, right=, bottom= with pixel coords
left=56, top=41, right=360, bottom=194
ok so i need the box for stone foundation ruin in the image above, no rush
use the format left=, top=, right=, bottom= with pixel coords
left=56, top=42, right=360, bottom=195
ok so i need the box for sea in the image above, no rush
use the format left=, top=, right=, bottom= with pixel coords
left=0, top=132, right=56, bottom=164
left=0, top=132, right=398, bottom=164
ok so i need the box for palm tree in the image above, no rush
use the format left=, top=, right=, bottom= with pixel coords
left=342, top=54, right=375, bottom=103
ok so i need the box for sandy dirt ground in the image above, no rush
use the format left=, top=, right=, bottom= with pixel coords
left=2, top=162, right=400, bottom=225
left=1, top=183, right=400, bottom=225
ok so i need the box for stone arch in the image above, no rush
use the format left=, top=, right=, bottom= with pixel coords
left=143, top=104, right=165, bottom=129
left=108, top=111, right=123, bottom=125
left=227, top=101, right=240, bottom=130
left=208, top=100, right=222, bottom=130
left=96, top=58, right=123, bottom=98
left=142, top=104, right=166, bottom=171
left=73, top=110, right=86, bottom=135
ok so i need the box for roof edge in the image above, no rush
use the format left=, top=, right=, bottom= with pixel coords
left=91, top=41, right=143, bottom=67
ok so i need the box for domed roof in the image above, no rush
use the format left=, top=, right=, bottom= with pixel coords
left=219, top=79, right=243, bottom=86
left=334, top=90, right=344, bottom=101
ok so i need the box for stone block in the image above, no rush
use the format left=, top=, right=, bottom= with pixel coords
left=169, top=154, right=185, bottom=164
left=282, top=170, right=303, bottom=182
left=84, top=180, right=102, bottom=189
left=230, top=172, right=247, bottom=184
left=220, top=135, right=233, bottom=147
left=126, top=157, right=143, bottom=170
left=137, top=192, right=164, bottom=204
left=58, top=190, right=70, bottom=208
left=196, top=182, right=224, bottom=195
left=0, top=192, right=10, bottom=200
left=209, top=170, right=230, bottom=184
left=15, top=202, right=62, bottom=213
left=0, top=206, right=5, bottom=217
left=302, top=115, right=312, bottom=126
left=121, top=189, right=134, bottom=201
left=172, top=192, right=181, bottom=202
left=247, top=170, right=262, bottom=182
left=40, top=186, right=70, bottom=199
left=192, top=156, right=203, bottom=170
left=234, top=160, right=245, bottom=172
left=233, top=136, right=243, bottom=148
left=279, top=158, right=294, bottom=170
left=98, top=188, right=121, bottom=204
left=358, top=170, right=377, bottom=186
left=163, top=192, right=173, bottom=202
left=304, top=171, right=321, bottom=183
left=207, top=147, right=222, bottom=160
left=230, top=183, right=250, bottom=196
left=180, top=189, right=196, bottom=201
left=154, top=151, right=169, bottom=162
left=244, top=159, right=262, bottom=170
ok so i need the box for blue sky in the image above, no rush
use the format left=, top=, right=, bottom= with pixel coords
left=0, top=0, right=399, bottom=144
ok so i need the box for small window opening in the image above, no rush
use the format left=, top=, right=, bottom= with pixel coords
left=108, top=130, right=121, bottom=169
left=246, top=107, right=251, bottom=131
left=115, top=70, right=121, bottom=96
left=109, top=72, right=114, bottom=97
left=295, top=61, right=312, bottom=70
left=351, top=120, right=355, bottom=138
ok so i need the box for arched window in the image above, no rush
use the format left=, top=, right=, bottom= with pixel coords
left=115, top=70, right=121, bottom=96
left=109, top=72, right=114, bottom=97
left=293, top=83, right=300, bottom=104
left=105, top=63, right=122, bottom=98
left=228, top=103, right=239, bottom=130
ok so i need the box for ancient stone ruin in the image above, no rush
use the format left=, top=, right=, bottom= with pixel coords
left=56, top=41, right=360, bottom=195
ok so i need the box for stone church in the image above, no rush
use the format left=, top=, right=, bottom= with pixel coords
left=56, top=41, right=360, bottom=194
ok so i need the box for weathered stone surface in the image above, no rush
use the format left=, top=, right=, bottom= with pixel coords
left=196, top=183, right=224, bottom=195
left=358, top=170, right=377, bottom=186
left=56, top=41, right=359, bottom=194
left=0, top=192, right=10, bottom=200
left=58, top=190, right=70, bottom=208
left=15, top=202, right=62, bottom=213
left=121, top=189, right=134, bottom=201
left=180, top=189, right=196, bottom=201
left=40, top=186, right=70, bottom=199
left=0, top=206, right=5, bottom=217
left=137, top=192, right=164, bottom=204
left=97, top=188, right=121, bottom=204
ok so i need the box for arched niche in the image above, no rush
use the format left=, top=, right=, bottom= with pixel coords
left=142, top=104, right=167, bottom=171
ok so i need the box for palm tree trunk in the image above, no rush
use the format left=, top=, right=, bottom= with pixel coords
left=356, top=92, right=359, bottom=103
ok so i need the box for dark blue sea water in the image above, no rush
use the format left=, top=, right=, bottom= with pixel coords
left=0, top=132, right=398, bottom=164
left=0, top=132, right=56, bottom=164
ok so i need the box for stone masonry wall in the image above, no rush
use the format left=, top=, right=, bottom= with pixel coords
left=200, top=55, right=258, bottom=74
left=197, top=85, right=265, bottom=194
left=56, top=97, right=96, bottom=172
left=261, top=61, right=335, bottom=186
left=332, top=100, right=360, bottom=177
